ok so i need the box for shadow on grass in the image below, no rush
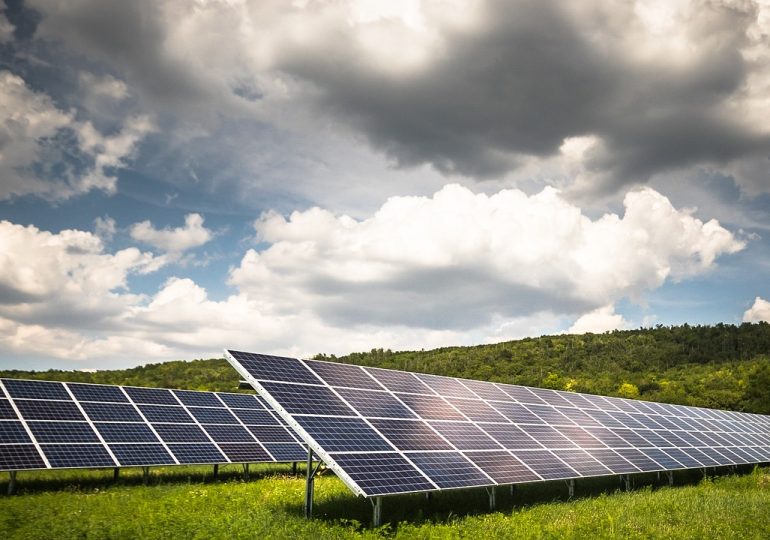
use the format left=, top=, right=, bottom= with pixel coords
left=0, top=462, right=307, bottom=494
left=287, top=464, right=760, bottom=528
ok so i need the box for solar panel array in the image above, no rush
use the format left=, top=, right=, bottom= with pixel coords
left=226, top=350, right=770, bottom=497
left=0, top=378, right=307, bottom=471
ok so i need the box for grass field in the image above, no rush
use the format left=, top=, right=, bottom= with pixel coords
left=1, top=464, right=769, bottom=539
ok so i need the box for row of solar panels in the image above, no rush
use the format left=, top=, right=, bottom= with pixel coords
left=0, top=378, right=306, bottom=470
left=225, top=350, right=770, bottom=497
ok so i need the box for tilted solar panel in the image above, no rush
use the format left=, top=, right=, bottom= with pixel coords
left=225, top=349, right=770, bottom=498
left=0, top=378, right=307, bottom=471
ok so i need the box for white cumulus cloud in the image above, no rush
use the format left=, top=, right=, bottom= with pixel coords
left=129, top=213, right=213, bottom=254
left=743, top=296, right=770, bottom=323
left=567, top=305, right=628, bottom=334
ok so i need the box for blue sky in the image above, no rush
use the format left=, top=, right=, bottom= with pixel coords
left=1, top=0, right=769, bottom=370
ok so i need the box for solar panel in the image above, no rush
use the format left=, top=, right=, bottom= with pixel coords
left=0, top=378, right=307, bottom=471
left=225, top=349, right=770, bottom=498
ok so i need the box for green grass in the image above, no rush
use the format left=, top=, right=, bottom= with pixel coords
left=1, top=465, right=769, bottom=539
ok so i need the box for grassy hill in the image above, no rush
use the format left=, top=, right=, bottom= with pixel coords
left=3, top=322, right=769, bottom=413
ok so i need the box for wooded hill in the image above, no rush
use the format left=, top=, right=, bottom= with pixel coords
left=2, top=322, right=769, bottom=413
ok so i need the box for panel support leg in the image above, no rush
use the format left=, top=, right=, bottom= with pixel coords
left=701, top=468, right=707, bottom=479
left=511, top=484, right=516, bottom=497
left=566, top=479, right=575, bottom=499
left=372, top=496, right=383, bottom=527
left=292, top=461, right=297, bottom=475
left=113, top=467, right=120, bottom=482
left=487, top=486, right=497, bottom=511
left=304, top=448, right=322, bottom=519
left=425, top=492, right=432, bottom=502
left=213, top=464, right=219, bottom=480
left=666, top=471, right=674, bottom=486
left=142, top=467, right=150, bottom=485
left=8, top=471, right=17, bottom=495
left=242, top=463, right=250, bottom=480
left=621, top=474, right=631, bottom=491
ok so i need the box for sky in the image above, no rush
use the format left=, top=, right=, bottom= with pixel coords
left=1, top=0, right=769, bottom=371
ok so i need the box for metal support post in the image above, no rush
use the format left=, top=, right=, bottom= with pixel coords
left=621, top=474, right=631, bottom=491
left=242, top=463, right=250, bottom=480
left=487, top=486, right=497, bottom=511
left=8, top=471, right=17, bottom=495
left=511, top=484, right=516, bottom=497
left=213, top=464, right=219, bottom=480
left=142, top=466, right=150, bottom=485
left=656, top=471, right=661, bottom=481
left=701, top=468, right=707, bottom=479
left=666, top=471, right=674, bottom=486
left=113, top=467, right=120, bottom=481
left=372, top=496, right=383, bottom=527
left=292, top=461, right=297, bottom=475
left=566, top=479, right=575, bottom=499
left=425, top=492, right=432, bottom=502
left=304, top=448, right=322, bottom=519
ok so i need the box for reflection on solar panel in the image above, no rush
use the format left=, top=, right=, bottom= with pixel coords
left=0, top=378, right=307, bottom=471
left=226, top=349, right=770, bottom=499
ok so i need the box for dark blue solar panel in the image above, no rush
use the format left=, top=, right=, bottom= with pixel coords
left=526, top=404, right=575, bottom=426
left=27, top=421, right=99, bottom=443
left=698, top=447, right=733, bottom=466
left=461, top=380, right=511, bottom=401
left=614, top=429, right=653, bottom=448
left=167, top=443, right=226, bottom=464
left=368, top=419, right=453, bottom=451
left=552, top=449, right=612, bottom=476
left=613, top=448, right=663, bottom=471
left=202, top=424, right=255, bottom=443
left=0, top=444, right=46, bottom=470
left=465, top=450, right=541, bottom=483
left=559, top=407, right=603, bottom=427
left=639, top=448, right=685, bottom=469
left=125, top=387, right=178, bottom=405
left=153, top=423, right=209, bottom=443
left=95, top=423, right=159, bottom=443
left=481, top=424, right=543, bottom=450
left=429, top=421, right=502, bottom=450
left=110, top=444, right=175, bottom=466
left=260, top=382, right=355, bottom=416
left=0, top=399, right=17, bottom=419
left=682, top=447, right=719, bottom=467
left=217, top=393, right=263, bottom=409
left=395, top=393, right=465, bottom=420
left=137, top=405, right=194, bottom=423
left=188, top=407, right=239, bottom=425
left=81, top=402, right=143, bottom=422
left=416, top=373, right=477, bottom=399
left=583, top=427, right=630, bottom=448
left=231, top=408, right=279, bottom=425
left=0, top=421, right=31, bottom=443
left=661, top=448, right=703, bottom=468
left=585, top=448, right=639, bottom=473
left=67, top=383, right=128, bottom=403
left=332, top=453, right=435, bottom=495
left=498, top=385, right=547, bottom=405
left=365, top=367, right=433, bottom=394
left=554, top=426, right=606, bottom=448
left=408, top=452, right=490, bottom=488
left=228, top=350, right=321, bottom=385
left=335, top=388, right=417, bottom=419
left=510, top=449, right=576, bottom=480
left=489, top=402, right=545, bottom=424
left=247, top=425, right=299, bottom=443
left=41, top=444, right=116, bottom=468
left=263, top=443, right=307, bottom=462
left=305, top=360, right=383, bottom=390
left=445, top=398, right=508, bottom=423
left=529, top=388, right=573, bottom=408
left=295, top=416, right=392, bottom=452
left=519, top=425, right=578, bottom=448
left=173, top=390, right=222, bottom=407
left=14, top=400, right=85, bottom=421
left=218, top=443, right=272, bottom=462
left=3, top=379, right=70, bottom=400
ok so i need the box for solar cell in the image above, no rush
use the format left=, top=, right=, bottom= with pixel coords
left=395, top=393, right=465, bottom=421
left=519, top=425, right=578, bottom=448
left=137, top=405, right=194, bottom=424
left=173, top=390, right=222, bottom=407
left=416, top=373, right=477, bottom=400
left=27, top=421, right=100, bottom=443
left=332, top=453, right=435, bottom=495
left=112, top=444, right=176, bottom=467
left=152, top=423, right=209, bottom=443
left=0, top=421, right=32, bottom=443
left=294, top=416, right=393, bottom=452
left=639, top=448, right=684, bottom=469
left=247, top=425, right=300, bottom=443
left=613, top=448, right=662, bottom=472
left=335, top=388, right=417, bottom=419
left=95, top=423, right=160, bottom=443
left=187, top=407, right=239, bottom=425
left=510, top=449, right=578, bottom=480
left=217, top=393, right=263, bottom=409
left=552, top=449, right=612, bottom=476
left=67, top=383, right=128, bottom=403
left=584, top=449, right=638, bottom=474
left=3, top=379, right=70, bottom=400
left=429, top=421, right=502, bottom=450
left=124, top=387, right=178, bottom=405
left=368, top=419, right=453, bottom=451
left=231, top=408, right=279, bottom=425
left=262, top=442, right=307, bottom=462
left=489, top=402, right=545, bottom=424
left=408, top=452, right=491, bottom=488
left=365, top=367, right=434, bottom=394
left=41, top=444, right=116, bottom=468
left=461, top=380, right=511, bottom=402
left=260, top=382, right=355, bottom=416
left=465, top=450, right=540, bottom=483
left=498, top=385, right=547, bottom=405
left=218, top=443, right=272, bottom=462
left=203, top=424, right=255, bottom=443
left=228, top=351, right=320, bottom=385
left=480, top=424, right=543, bottom=450
left=525, top=404, right=576, bottom=426
left=0, top=399, right=18, bottom=419
left=15, top=400, right=85, bottom=421
left=444, top=398, right=508, bottom=423
left=167, top=443, right=226, bottom=464
left=81, top=402, right=144, bottom=422
left=0, top=445, right=46, bottom=470
left=305, top=360, right=382, bottom=390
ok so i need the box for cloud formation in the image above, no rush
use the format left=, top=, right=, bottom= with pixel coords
left=743, top=296, right=770, bottom=322
left=22, top=0, right=770, bottom=199
left=0, top=185, right=744, bottom=365
left=0, top=71, right=154, bottom=201
left=129, top=213, right=213, bottom=254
